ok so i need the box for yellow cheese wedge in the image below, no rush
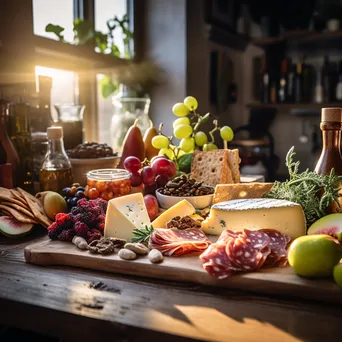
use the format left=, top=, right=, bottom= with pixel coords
left=152, top=200, right=195, bottom=228
left=201, top=198, right=306, bottom=239
left=104, top=193, right=151, bottom=240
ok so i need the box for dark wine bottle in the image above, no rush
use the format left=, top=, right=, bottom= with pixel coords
left=302, top=56, right=315, bottom=103
left=287, top=61, right=295, bottom=103
left=336, top=60, right=342, bottom=102
left=294, top=62, right=303, bottom=103
left=261, top=57, right=270, bottom=103
left=278, top=59, right=288, bottom=103
left=322, top=56, right=332, bottom=103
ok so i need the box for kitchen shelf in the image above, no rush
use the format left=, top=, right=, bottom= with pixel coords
left=251, top=30, right=342, bottom=47
left=247, top=102, right=342, bottom=110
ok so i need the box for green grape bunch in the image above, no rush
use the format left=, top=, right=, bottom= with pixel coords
left=151, top=96, right=234, bottom=170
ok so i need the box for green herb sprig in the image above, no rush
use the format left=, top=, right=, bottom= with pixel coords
left=131, top=225, right=154, bottom=243
left=265, top=146, right=342, bottom=227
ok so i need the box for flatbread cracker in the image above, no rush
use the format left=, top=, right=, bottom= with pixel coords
left=9, top=189, right=28, bottom=206
left=227, top=149, right=241, bottom=183
left=0, top=205, right=38, bottom=224
left=0, top=201, right=35, bottom=218
left=17, top=188, right=51, bottom=228
left=213, top=182, right=274, bottom=204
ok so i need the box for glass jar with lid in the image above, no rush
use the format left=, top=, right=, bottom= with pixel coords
left=86, top=169, right=131, bottom=200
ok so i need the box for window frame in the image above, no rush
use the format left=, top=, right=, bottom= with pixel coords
left=0, top=0, right=132, bottom=142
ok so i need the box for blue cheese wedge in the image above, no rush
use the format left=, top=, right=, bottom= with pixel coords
left=104, top=193, right=151, bottom=241
left=201, top=198, right=306, bottom=239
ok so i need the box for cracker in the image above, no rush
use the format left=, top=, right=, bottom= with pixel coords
left=227, top=149, right=241, bottom=183
left=9, top=189, right=27, bottom=206
left=17, top=188, right=51, bottom=228
left=213, top=182, right=274, bottom=204
left=0, top=201, right=35, bottom=219
left=0, top=205, right=38, bottom=224
left=191, top=150, right=233, bottom=186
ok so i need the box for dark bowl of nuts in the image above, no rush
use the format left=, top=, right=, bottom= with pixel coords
left=67, top=142, right=120, bottom=184
left=156, top=174, right=214, bottom=209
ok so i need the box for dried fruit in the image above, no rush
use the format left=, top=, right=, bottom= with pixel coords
left=0, top=216, right=33, bottom=238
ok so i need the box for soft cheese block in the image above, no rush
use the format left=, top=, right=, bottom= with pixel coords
left=152, top=200, right=195, bottom=228
left=104, top=193, right=151, bottom=240
left=201, top=198, right=306, bottom=239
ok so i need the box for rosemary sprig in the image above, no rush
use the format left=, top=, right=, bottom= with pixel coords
left=131, top=225, right=154, bottom=243
left=265, top=146, right=342, bottom=228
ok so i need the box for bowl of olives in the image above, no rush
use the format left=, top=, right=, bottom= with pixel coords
left=67, top=142, right=120, bottom=184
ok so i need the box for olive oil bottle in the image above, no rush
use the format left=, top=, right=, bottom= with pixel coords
left=39, top=126, right=73, bottom=193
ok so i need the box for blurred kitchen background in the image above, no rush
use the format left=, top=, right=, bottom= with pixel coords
left=1, top=0, right=342, bottom=183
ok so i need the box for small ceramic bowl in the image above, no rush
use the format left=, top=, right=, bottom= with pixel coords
left=155, top=188, right=214, bottom=210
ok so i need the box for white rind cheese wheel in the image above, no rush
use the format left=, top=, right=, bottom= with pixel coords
left=201, top=198, right=306, bottom=239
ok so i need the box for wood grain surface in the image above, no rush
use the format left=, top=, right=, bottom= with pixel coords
left=1, top=230, right=342, bottom=342
left=24, top=239, right=342, bottom=305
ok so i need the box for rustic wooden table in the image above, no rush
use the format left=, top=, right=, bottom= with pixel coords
left=0, top=228, right=341, bottom=342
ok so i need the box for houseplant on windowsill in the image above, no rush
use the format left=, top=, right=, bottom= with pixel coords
left=46, top=15, right=164, bottom=151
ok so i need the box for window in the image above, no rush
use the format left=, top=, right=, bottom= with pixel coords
left=32, top=0, right=74, bottom=42
left=95, top=0, right=128, bottom=144
left=95, top=0, right=127, bottom=57
left=35, top=66, right=78, bottom=121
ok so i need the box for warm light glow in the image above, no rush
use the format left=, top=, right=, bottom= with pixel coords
left=35, top=66, right=78, bottom=121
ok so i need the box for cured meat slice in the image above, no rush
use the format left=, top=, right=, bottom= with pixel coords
left=259, top=229, right=291, bottom=258
left=149, top=228, right=211, bottom=256
left=243, top=229, right=270, bottom=249
left=226, top=239, right=264, bottom=271
left=203, top=262, right=232, bottom=279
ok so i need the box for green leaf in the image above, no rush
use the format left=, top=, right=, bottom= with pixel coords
left=45, top=24, right=65, bottom=41
left=94, top=31, right=108, bottom=53
left=111, top=44, right=121, bottom=57
left=73, top=18, right=94, bottom=45
left=178, top=153, right=193, bottom=174
left=99, top=76, right=119, bottom=98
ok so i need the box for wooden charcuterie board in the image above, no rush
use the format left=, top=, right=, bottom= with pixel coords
left=24, top=239, right=342, bottom=304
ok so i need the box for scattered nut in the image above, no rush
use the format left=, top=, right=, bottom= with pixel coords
left=72, top=236, right=88, bottom=250
left=166, top=215, right=202, bottom=230
left=88, top=237, right=115, bottom=255
left=124, top=242, right=149, bottom=255
left=148, top=249, right=163, bottom=263
left=118, top=248, right=137, bottom=260
left=108, top=237, right=127, bottom=248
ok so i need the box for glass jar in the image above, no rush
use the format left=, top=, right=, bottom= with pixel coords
left=111, top=93, right=151, bottom=154
left=54, top=104, right=85, bottom=150
left=86, top=169, right=131, bottom=200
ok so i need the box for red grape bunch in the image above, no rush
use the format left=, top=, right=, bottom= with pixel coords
left=123, top=156, right=177, bottom=196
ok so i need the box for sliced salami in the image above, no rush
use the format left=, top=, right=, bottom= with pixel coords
left=259, top=229, right=291, bottom=259
left=203, top=262, right=232, bottom=279
left=243, top=229, right=270, bottom=250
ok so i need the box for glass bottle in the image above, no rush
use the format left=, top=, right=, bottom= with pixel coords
left=54, top=104, right=85, bottom=150
left=294, top=62, right=303, bottom=103
left=314, top=107, right=342, bottom=211
left=0, top=99, right=20, bottom=187
left=261, top=57, right=270, bottom=104
left=39, top=126, right=73, bottom=193
left=10, top=97, right=34, bottom=192
left=278, top=58, right=288, bottom=103
left=322, top=56, right=332, bottom=103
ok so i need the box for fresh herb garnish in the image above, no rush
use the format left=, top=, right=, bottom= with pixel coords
left=219, top=220, right=226, bottom=228
left=265, top=146, right=342, bottom=227
left=131, top=225, right=154, bottom=243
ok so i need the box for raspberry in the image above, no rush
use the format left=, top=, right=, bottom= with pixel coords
left=72, top=213, right=82, bottom=223
left=77, top=198, right=89, bottom=209
left=86, top=228, right=102, bottom=243
left=81, top=212, right=97, bottom=226
left=74, top=221, right=89, bottom=238
left=57, top=229, right=75, bottom=242
left=90, top=198, right=108, bottom=214
left=97, top=223, right=105, bottom=231
left=89, top=206, right=102, bottom=217
left=47, top=222, right=63, bottom=240
left=55, top=213, right=73, bottom=229
left=96, top=215, right=105, bottom=224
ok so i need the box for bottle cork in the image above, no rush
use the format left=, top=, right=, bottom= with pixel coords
left=321, top=108, right=342, bottom=122
left=47, top=126, right=63, bottom=139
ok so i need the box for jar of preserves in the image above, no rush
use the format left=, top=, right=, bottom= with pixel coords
left=86, top=169, right=131, bottom=200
